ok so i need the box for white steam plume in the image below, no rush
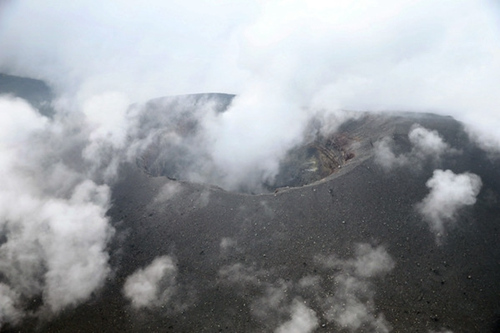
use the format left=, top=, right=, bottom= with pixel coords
left=0, top=96, right=116, bottom=325
left=316, top=244, right=395, bottom=332
left=375, top=125, right=455, bottom=170
left=123, top=255, right=177, bottom=309
left=417, top=169, right=482, bottom=238
left=0, top=283, right=23, bottom=328
left=219, top=243, right=395, bottom=332
left=274, top=299, right=318, bottom=333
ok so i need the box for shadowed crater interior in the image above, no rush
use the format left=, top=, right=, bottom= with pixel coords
left=268, top=132, right=356, bottom=190
left=135, top=93, right=363, bottom=193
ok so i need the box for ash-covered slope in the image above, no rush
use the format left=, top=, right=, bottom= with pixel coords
left=36, top=112, right=500, bottom=332
left=1, top=77, right=499, bottom=332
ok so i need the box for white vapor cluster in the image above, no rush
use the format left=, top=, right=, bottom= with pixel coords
left=316, top=244, right=395, bottom=332
left=154, top=182, right=182, bottom=203
left=218, top=262, right=268, bottom=287
left=80, top=92, right=132, bottom=181
left=417, top=169, right=482, bottom=238
left=123, top=255, right=177, bottom=309
left=219, top=237, right=238, bottom=253
left=126, top=95, right=229, bottom=188
left=0, top=97, right=115, bottom=327
left=375, top=125, right=456, bottom=170
left=274, top=299, right=318, bottom=333
left=0, top=283, right=22, bottom=327
left=218, top=243, right=394, bottom=332
left=218, top=263, right=319, bottom=332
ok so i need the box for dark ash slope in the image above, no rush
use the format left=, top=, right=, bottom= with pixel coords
left=1, top=76, right=500, bottom=332
left=42, top=113, right=500, bottom=332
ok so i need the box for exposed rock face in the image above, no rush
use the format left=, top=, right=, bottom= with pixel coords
left=268, top=131, right=356, bottom=190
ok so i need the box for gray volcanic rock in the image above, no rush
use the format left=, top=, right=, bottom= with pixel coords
left=1, top=76, right=499, bottom=332
left=37, top=113, right=500, bottom=332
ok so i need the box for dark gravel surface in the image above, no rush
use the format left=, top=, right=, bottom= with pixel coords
left=22, top=112, right=500, bottom=333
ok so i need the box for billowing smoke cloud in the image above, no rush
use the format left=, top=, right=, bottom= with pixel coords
left=316, top=244, right=395, bottom=332
left=375, top=125, right=456, bottom=170
left=154, top=182, right=182, bottom=203
left=408, top=125, right=454, bottom=158
left=0, top=283, right=22, bottom=327
left=0, top=97, right=115, bottom=327
left=219, top=265, right=314, bottom=331
left=218, top=262, right=268, bottom=287
left=274, top=299, right=318, bottom=333
left=219, top=243, right=395, bottom=332
left=80, top=92, right=131, bottom=181
left=416, top=169, right=482, bottom=238
left=123, top=255, right=177, bottom=309
left=219, top=237, right=238, bottom=252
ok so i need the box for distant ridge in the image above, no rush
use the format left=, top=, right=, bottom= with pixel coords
left=0, top=72, right=54, bottom=116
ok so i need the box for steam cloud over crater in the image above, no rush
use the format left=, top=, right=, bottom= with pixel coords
left=374, top=124, right=457, bottom=170
left=417, top=169, right=482, bottom=239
